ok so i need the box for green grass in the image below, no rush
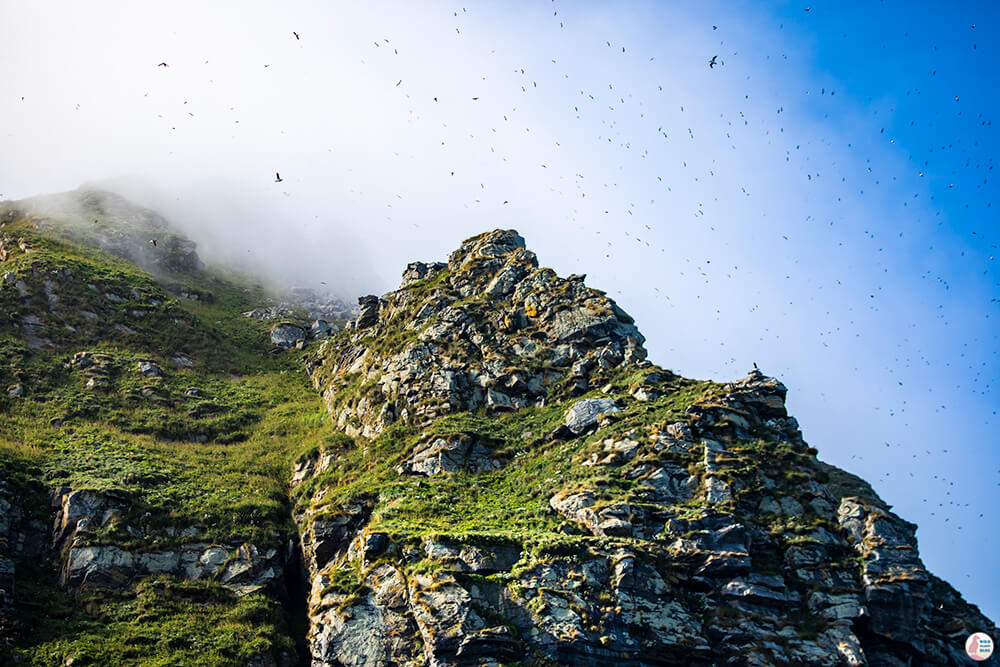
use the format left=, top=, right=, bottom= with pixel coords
left=291, top=373, right=719, bottom=552
left=0, top=202, right=343, bottom=662
left=0, top=369, right=330, bottom=550
left=8, top=569, right=295, bottom=667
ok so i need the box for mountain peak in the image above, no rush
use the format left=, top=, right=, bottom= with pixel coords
left=312, top=229, right=646, bottom=439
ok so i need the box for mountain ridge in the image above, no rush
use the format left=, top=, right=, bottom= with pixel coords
left=0, top=190, right=995, bottom=666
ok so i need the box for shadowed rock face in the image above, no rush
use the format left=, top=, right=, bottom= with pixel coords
left=296, top=229, right=998, bottom=667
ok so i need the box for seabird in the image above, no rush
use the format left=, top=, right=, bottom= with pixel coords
left=709, top=55, right=718, bottom=68
left=157, top=62, right=169, bottom=67
left=293, top=31, right=300, bottom=40
left=275, top=172, right=283, bottom=183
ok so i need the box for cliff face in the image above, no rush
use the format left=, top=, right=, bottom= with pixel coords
left=297, top=229, right=998, bottom=666
left=0, top=195, right=995, bottom=666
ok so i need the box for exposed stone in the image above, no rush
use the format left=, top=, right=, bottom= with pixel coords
left=564, top=398, right=621, bottom=435
left=136, top=361, right=163, bottom=377
left=397, top=434, right=500, bottom=476
left=309, top=319, right=335, bottom=340
left=270, top=323, right=306, bottom=348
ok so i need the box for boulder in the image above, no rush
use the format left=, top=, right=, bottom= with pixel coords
left=270, top=324, right=305, bottom=348
left=309, top=319, right=334, bottom=340
left=136, top=361, right=163, bottom=377
left=564, top=398, right=621, bottom=435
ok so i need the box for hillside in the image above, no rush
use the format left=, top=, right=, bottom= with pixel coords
left=0, top=191, right=996, bottom=666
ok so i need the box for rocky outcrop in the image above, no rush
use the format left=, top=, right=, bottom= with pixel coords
left=397, top=434, right=501, bottom=476
left=310, top=229, right=647, bottom=439
left=50, top=489, right=287, bottom=596
left=294, top=229, right=997, bottom=666
left=8, top=188, right=205, bottom=276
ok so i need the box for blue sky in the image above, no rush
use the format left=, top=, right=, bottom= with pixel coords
left=1, top=1, right=997, bottom=620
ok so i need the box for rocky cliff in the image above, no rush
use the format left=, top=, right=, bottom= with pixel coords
left=294, top=229, right=997, bottom=666
left=0, top=194, right=996, bottom=666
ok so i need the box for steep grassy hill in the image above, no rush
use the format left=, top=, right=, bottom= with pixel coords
left=0, top=189, right=346, bottom=665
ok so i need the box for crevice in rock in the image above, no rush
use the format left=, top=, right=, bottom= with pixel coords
left=282, top=538, right=312, bottom=665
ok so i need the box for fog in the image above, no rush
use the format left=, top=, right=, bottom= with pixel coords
left=1, top=1, right=997, bottom=617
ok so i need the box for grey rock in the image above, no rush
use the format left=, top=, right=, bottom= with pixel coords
left=758, top=496, right=781, bottom=514
left=170, top=354, right=193, bottom=367
left=779, top=496, right=804, bottom=515
left=309, top=564, right=417, bottom=667
left=399, top=435, right=499, bottom=476
left=20, top=314, right=44, bottom=334
left=484, top=263, right=527, bottom=298
left=722, top=579, right=788, bottom=604
left=136, top=361, right=163, bottom=377
left=547, top=305, right=645, bottom=347
left=808, top=591, right=867, bottom=621
left=270, top=323, right=306, bottom=348
left=486, top=388, right=514, bottom=411
left=354, top=295, right=381, bottom=329
left=564, top=398, right=620, bottom=434
left=638, top=464, right=697, bottom=503
left=705, top=477, right=733, bottom=503
left=309, top=319, right=335, bottom=339
left=401, top=261, right=447, bottom=287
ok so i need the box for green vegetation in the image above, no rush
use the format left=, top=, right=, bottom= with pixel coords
left=292, top=373, right=718, bottom=551
left=11, top=568, right=294, bottom=667
left=0, top=200, right=336, bottom=663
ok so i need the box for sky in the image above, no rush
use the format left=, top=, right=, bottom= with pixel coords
left=0, top=1, right=997, bottom=620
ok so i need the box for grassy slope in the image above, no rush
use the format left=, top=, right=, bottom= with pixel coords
left=0, top=211, right=332, bottom=665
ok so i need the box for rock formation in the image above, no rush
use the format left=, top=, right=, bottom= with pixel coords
left=0, top=194, right=994, bottom=666
left=294, top=229, right=998, bottom=666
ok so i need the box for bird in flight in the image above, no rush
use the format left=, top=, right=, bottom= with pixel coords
left=149, top=239, right=157, bottom=247
left=709, top=55, right=718, bottom=68
left=293, top=31, right=300, bottom=40
left=157, top=62, right=169, bottom=67
left=275, top=172, right=283, bottom=183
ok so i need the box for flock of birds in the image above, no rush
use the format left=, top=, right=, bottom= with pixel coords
left=142, top=8, right=993, bottom=530
left=6, top=3, right=994, bottom=601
